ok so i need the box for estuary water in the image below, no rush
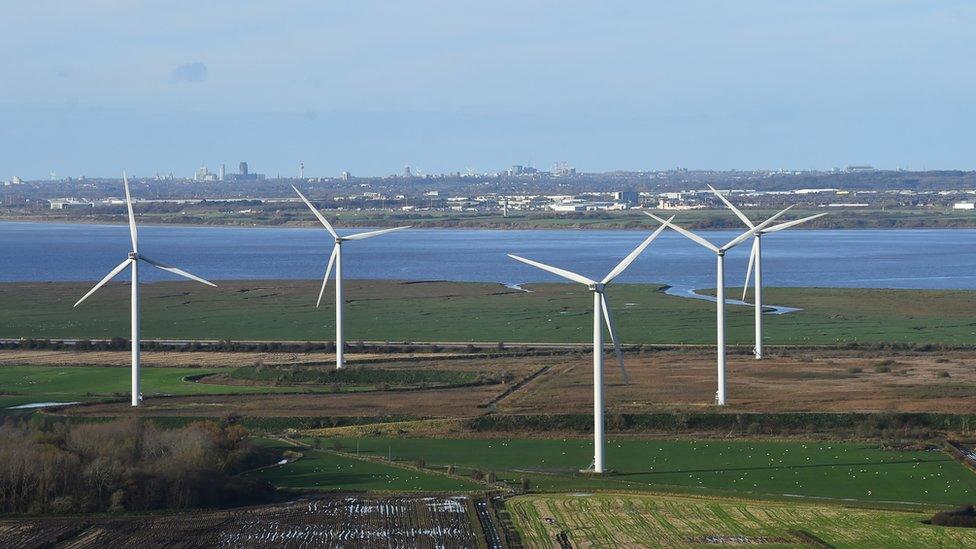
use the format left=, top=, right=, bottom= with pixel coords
left=2, top=221, right=975, bottom=291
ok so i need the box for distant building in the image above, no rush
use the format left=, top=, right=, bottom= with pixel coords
left=845, top=165, right=875, bottom=172
left=219, top=164, right=226, bottom=181
left=506, top=165, right=538, bottom=177
left=613, top=191, right=639, bottom=205
left=657, top=198, right=704, bottom=210
left=953, top=202, right=975, bottom=210
left=340, top=171, right=351, bottom=181
left=403, top=166, right=412, bottom=177
left=224, top=161, right=264, bottom=182
left=49, top=198, right=93, bottom=210
left=194, top=165, right=217, bottom=182
left=552, top=162, right=576, bottom=177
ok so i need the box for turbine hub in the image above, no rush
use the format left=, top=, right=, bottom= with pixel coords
left=590, top=283, right=605, bottom=293
left=128, top=252, right=138, bottom=260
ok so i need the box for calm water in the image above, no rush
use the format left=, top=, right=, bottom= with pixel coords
left=2, top=221, right=976, bottom=290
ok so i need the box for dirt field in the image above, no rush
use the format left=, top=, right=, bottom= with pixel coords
left=0, top=495, right=493, bottom=548
left=500, top=349, right=976, bottom=414
left=39, top=348, right=976, bottom=417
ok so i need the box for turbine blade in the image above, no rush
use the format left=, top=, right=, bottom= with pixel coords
left=720, top=205, right=793, bottom=251
left=74, top=258, right=132, bottom=307
left=343, top=226, right=411, bottom=241
left=507, top=254, right=595, bottom=286
left=602, top=217, right=673, bottom=284
left=707, top=185, right=754, bottom=228
left=123, top=172, right=138, bottom=253
left=762, top=212, right=828, bottom=233
left=601, top=294, right=629, bottom=384
left=316, top=245, right=339, bottom=308
left=742, top=238, right=757, bottom=302
left=292, top=185, right=339, bottom=239
left=140, top=256, right=217, bottom=287
left=644, top=212, right=719, bottom=253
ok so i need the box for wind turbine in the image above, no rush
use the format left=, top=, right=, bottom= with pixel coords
left=706, top=185, right=827, bottom=359
left=508, top=220, right=671, bottom=473
left=293, top=186, right=410, bottom=369
left=74, top=173, right=216, bottom=407
left=645, top=208, right=791, bottom=406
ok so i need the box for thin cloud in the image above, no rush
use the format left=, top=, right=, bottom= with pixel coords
left=170, top=62, right=207, bottom=83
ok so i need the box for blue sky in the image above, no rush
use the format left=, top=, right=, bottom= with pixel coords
left=1, top=1, right=973, bottom=179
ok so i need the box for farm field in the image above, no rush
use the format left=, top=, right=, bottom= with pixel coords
left=2, top=279, right=976, bottom=344
left=0, top=354, right=525, bottom=409
left=26, top=348, right=976, bottom=415
left=250, top=440, right=484, bottom=492
left=0, top=365, right=311, bottom=408
left=314, top=437, right=976, bottom=506
left=508, top=492, right=976, bottom=548
left=0, top=495, right=490, bottom=548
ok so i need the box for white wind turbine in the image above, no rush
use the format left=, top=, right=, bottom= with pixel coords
left=293, top=186, right=410, bottom=369
left=508, top=220, right=671, bottom=474
left=706, top=185, right=827, bottom=359
left=645, top=208, right=791, bottom=405
left=74, top=173, right=216, bottom=407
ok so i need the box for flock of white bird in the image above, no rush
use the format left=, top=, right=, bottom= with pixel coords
left=75, top=174, right=824, bottom=473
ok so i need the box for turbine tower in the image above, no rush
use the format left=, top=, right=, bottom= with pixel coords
left=74, top=173, right=216, bottom=407
left=645, top=208, right=790, bottom=405
left=293, top=186, right=410, bottom=369
left=706, top=185, right=826, bottom=359
left=508, top=219, right=671, bottom=473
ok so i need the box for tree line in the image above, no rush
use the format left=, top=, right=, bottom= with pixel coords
left=0, top=417, right=277, bottom=514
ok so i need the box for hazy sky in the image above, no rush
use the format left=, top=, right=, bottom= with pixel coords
left=1, top=1, right=973, bottom=179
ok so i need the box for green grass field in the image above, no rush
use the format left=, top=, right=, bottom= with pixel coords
left=2, top=279, right=975, bottom=345
left=508, top=493, right=976, bottom=548
left=249, top=439, right=483, bottom=492
left=0, top=365, right=322, bottom=408
left=318, top=437, right=976, bottom=506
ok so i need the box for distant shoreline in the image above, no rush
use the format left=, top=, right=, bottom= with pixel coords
left=3, top=211, right=976, bottom=231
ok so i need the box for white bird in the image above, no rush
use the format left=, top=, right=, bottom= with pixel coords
left=645, top=208, right=791, bottom=405
left=507, top=219, right=671, bottom=473
left=74, top=173, right=216, bottom=407
left=706, top=185, right=827, bottom=359
left=293, top=186, right=410, bottom=369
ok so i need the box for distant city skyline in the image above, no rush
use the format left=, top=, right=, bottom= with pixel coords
left=2, top=1, right=975, bottom=179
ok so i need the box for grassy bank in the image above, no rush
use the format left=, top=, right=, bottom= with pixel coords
left=2, top=280, right=976, bottom=345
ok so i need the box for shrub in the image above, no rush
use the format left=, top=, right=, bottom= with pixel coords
left=847, top=367, right=863, bottom=374
left=487, top=471, right=497, bottom=483
left=939, top=371, right=951, bottom=378
left=931, top=505, right=976, bottom=528
left=874, top=364, right=892, bottom=373
left=520, top=476, right=531, bottom=493
left=447, top=464, right=456, bottom=475
left=470, top=469, right=485, bottom=481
